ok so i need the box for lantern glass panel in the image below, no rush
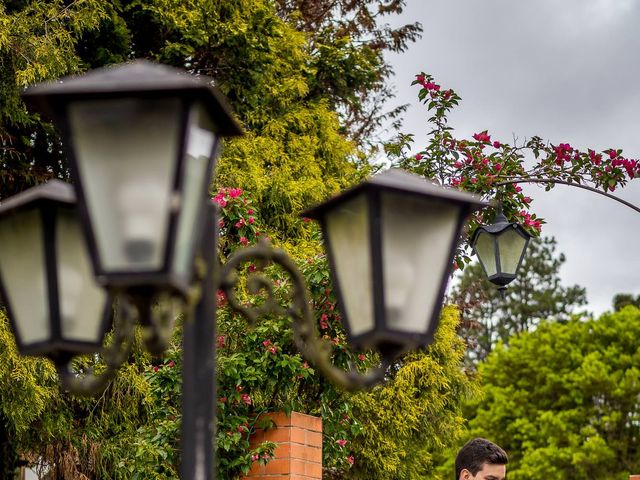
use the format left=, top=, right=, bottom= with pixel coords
left=497, top=227, right=527, bottom=275
left=381, top=192, right=458, bottom=333
left=56, top=208, right=108, bottom=343
left=172, top=104, right=217, bottom=277
left=67, top=97, right=181, bottom=271
left=474, top=231, right=497, bottom=277
left=0, top=209, right=49, bottom=344
left=324, top=194, right=373, bottom=336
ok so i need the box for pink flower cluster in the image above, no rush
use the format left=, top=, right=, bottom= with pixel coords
left=554, top=143, right=574, bottom=165
left=211, top=187, right=243, bottom=207
left=472, top=131, right=491, bottom=144
left=416, top=75, right=440, bottom=92
left=518, top=211, right=542, bottom=232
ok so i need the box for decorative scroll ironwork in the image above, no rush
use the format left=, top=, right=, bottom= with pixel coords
left=220, top=239, right=389, bottom=392
left=57, top=296, right=138, bottom=396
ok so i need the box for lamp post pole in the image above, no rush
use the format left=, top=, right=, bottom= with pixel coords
left=181, top=203, right=218, bottom=480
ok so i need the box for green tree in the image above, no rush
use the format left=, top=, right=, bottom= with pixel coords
left=450, top=236, right=587, bottom=362
left=458, top=306, right=640, bottom=480
left=612, top=293, right=640, bottom=311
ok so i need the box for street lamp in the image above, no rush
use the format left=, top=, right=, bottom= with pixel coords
left=304, top=168, right=488, bottom=360
left=22, top=60, right=242, bottom=294
left=470, top=207, right=531, bottom=295
left=13, top=60, right=489, bottom=479
left=0, top=181, right=112, bottom=365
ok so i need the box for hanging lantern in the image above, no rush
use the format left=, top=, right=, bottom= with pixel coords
left=470, top=208, right=532, bottom=294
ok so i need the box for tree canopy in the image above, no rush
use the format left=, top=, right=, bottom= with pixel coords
left=461, top=307, right=640, bottom=480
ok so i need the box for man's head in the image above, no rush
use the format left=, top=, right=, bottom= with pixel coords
left=455, top=437, right=508, bottom=480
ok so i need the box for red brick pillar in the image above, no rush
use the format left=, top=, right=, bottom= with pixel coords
left=243, top=411, right=322, bottom=480
left=630, top=476, right=640, bottom=480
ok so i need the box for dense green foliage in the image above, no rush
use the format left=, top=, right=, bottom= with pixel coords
left=451, top=236, right=587, bottom=362
left=348, top=307, right=476, bottom=479
left=460, top=306, right=640, bottom=480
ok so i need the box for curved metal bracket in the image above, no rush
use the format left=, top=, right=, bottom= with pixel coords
left=495, top=177, right=640, bottom=215
left=220, top=240, right=389, bottom=391
left=57, top=296, right=137, bottom=396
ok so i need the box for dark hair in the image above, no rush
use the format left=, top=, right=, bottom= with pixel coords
left=455, top=438, right=508, bottom=479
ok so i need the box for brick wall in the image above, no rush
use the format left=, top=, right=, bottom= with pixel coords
left=242, top=411, right=322, bottom=480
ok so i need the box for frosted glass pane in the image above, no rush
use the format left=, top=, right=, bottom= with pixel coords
left=498, top=228, right=527, bottom=275
left=0, top=209, right=49, bottom=344
left=325, top=195, right=373, bottom=336
left=475, top=231, right=498, bottom=277
left=56, top=208, right=108, bottom=343
left=68, top=98, right=181, bottom=271
left=173, top=104, right=217, bottom=277
left=381, top=192, right=459, bottom=333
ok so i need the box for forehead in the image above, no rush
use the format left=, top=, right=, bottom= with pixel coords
left=476, top=462, right=506, bottom=480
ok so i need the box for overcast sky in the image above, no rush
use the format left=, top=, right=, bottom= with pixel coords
left=386, top=0, right=640, bottom=315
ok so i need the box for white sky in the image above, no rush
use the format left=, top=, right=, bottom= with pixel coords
left=386, top=0, right=640, bottom=315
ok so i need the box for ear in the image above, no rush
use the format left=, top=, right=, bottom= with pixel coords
left=459, top=469, right=472, bottom=480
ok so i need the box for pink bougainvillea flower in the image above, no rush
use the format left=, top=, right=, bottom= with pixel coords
left=415, top=153, right=423, bottom=161
left=336, top=439, right=348, bottom=447
left=347, top=455, right=355, bottom=465
left=472, top=131, right=491, bottom=143
left=494, top=163, right=502, bottom=172
left=239, top=236, right=249, bottom=246
left=269, top=346, right=277, bottom=355
left=319, top=313, right=329, bottom=330
left=262, top=339, right=271, bottom=347
left=219, top=396, right=227, bottom=404
left=153, top=366, right=159, bottom=372
left=493, top=141, right=501, bottom=148
left=513, top=184, right=522, bottom=193
left=251, top=454, right=259, bottom=462
left=168, top=360, right=175, bottom=368
left=229, top=188, right=243, bottom=198
left=241, top=393, right=252, bottom=405
left=235, top=218, right=245, bottom=228
left=358, top=354, right=366, bottom=361
left=248, top=216, right=255, bottom=224
left=217, top=335, right=226, bottom=348
left=609, top=149, right=618, bottom=159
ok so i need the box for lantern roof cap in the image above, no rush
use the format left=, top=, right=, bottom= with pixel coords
left=0, top=180, right=75, bottom=217
left=303, top=168, right=489, bottom=219
left=22, top=60, right=242, bottom=137
left=471, top=209, right=532, bottom=239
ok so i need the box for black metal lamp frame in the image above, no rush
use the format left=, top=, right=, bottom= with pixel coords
left=21, top=61, right=242, bottom=295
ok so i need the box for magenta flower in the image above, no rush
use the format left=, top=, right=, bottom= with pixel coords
left=239, top=236, right=249, bottom=246
left=336, top=439, right=348, bottom=447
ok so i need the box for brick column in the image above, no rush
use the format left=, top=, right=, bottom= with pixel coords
left=629, top=476, right=640, bottom=480
left=243, top=411, right=322, bottom=480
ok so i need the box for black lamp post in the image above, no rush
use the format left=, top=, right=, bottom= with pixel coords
left=470, top=207, right=532, bottom=295
left=7, top=60, right=491, bottom=479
